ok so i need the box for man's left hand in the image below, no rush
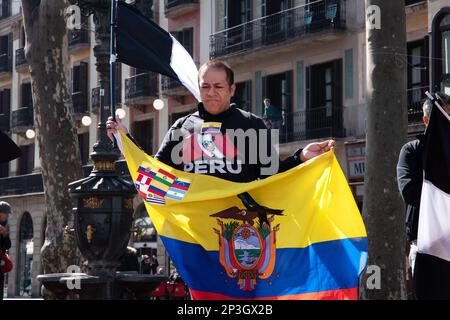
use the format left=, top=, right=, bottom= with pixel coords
left=300, top=140, right=336, bottom=162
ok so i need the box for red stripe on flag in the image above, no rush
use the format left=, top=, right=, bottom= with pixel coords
left=172, top=183, right=189, bottom=191
left=158, top=168, right=176, bottom=181
left=189, top=288, right=358, bottom=300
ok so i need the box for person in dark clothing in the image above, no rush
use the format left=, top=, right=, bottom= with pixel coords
left=397, top=97, right=440, bottom=298
left=117, top=246, right=140, bottom=273
left=107, top=60, right=335, bottom=182
left=141, top=254, right=159, bottom=275
left=0, top=201, right=12, bottom=301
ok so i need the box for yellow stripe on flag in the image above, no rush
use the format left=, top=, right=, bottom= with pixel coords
left=119, top=130, right=367, bottom=251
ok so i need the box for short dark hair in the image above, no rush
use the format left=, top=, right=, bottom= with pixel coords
left=199, top=60, right=234, bottom=86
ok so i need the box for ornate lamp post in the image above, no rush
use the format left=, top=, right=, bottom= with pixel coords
left=38, top=0, right=166, bottom=300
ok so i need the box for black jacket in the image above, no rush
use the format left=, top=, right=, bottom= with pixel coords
left=397, top=135, right=424, bottom=242
left=0, top=232, right=11, bottom=277
left=0, top=225, right=11, bottom=252
left=151, top=103, right=303, bottom=183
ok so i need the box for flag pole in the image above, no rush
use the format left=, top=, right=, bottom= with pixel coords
left=110, top=0, right=117, bottom=122
left=425, top=91, right=450, bottom=122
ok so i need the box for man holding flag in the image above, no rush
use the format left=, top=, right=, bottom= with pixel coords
left=412, top=92, right=450, bottom=299
left=107, top=1, right=334, bottom=179
left=105, top=1, right=367, bottom=300
left=107, top=60, right=335, bottom=181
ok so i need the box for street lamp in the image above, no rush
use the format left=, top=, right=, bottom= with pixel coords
left=38, top=0, right=165, bottom=300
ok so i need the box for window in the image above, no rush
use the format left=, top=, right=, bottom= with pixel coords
left=0, top=0, right=11, bottom=19
left=0, top=88, right=11, bottom=132
left=225, top=0, right=252, bottom=28
left=21, top=83, right=33, bottom=109
left=0, top=88, right=10, bottom=115
left=72, top=62, right=88, bottom=113
left=233, top=81, right=252, bottom=112
left=18, top=144, right=35, bottom=175
left=173, top=28, right=194, bottom=56
left=78, top=132, right=89, bottom=165
left=17, top=212, right=33, bottom=297
left=306, top=59, right=344, bottom=139
left=0, top=33, right=12, bottom=72
left=0, top=161, right=8, bottom=178
left=132, top=119, right=154, bottom=155
left=407, top=39, right=429, bottom=105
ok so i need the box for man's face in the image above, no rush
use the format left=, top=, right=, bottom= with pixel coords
left=199, top=67, right=236, bottom=115
left=0, top=212, right=8, bottom=223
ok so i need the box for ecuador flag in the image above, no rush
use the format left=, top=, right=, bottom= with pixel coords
left=117, top=130, right=368, bottom=300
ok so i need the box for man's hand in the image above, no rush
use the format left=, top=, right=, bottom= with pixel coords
left=106, top=116, right=129, bottom=141
left=300, top=140, right=336, bottom=162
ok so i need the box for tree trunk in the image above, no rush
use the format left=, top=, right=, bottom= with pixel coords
left=21, top=0, right=84, bottom=274
left=360, top=0, right=408, bottom=299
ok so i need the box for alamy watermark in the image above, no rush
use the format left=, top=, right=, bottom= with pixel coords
left=66, top=265, right=81, bottom=290
left=66, top=5, right=82, bottom=31
left=366, top=5, right=381, bottom=30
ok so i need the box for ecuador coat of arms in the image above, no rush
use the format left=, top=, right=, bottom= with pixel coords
left=211, top=193, right=283, bottom=292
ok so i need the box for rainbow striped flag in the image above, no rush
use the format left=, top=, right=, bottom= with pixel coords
left=201, top=122, right=222, bottom=134
left=118, top=130, right=368, bottom=300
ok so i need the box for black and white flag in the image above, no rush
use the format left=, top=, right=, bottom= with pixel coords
left=115, top=1, right=200, bottom=102
left=415, top=99, right=450, bottom=299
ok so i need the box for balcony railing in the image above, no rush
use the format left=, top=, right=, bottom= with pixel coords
left=162, top=76, right=183, bottom=91
left=11, top=107, right=33, bottom=132
left=69, top=29, right=90, bottom=48
left=0, top=173, right=44, bottom=197
left=125, top=72, right=158, bottom=104
left=0, top=53, right=12, bottom=73
left=15, top=48, right=28, bottom=69
left=91, top=86, right=121, bottom=113
left=0, top=113, right=9, bottom=132
left=164, top=0, right=199, bottom=17
left=72, top=91, right=89, bottom=114
left=276, top=106, right=344, bottom=143
left=210, top=0, right=346, bottom=58
left=407, top=86, right=428, bottom=124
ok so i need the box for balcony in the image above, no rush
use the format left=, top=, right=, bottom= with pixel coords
left=406, top=87, right=427, bottom=132
left=0, top=173, right=44, bottom=197
left=278, top=106, right=344, bottom=144
left=210, top=0, right=346, bottom=60
left=0, top=53, right=12, bottom=74
left=11, top=107, right=33, bottom=133
left=72, top=91, right=89, bottom=115
left=15, top=48, right=28, bottom=71
left=0, top=113, right=9, bottom=132
left=125, top=72, right=158, bottom=105
left=161, top=76, right=189, bottom=97
left=68, top=29, right=90, bottom=51
left=164, top=0, right=199, bottom=18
